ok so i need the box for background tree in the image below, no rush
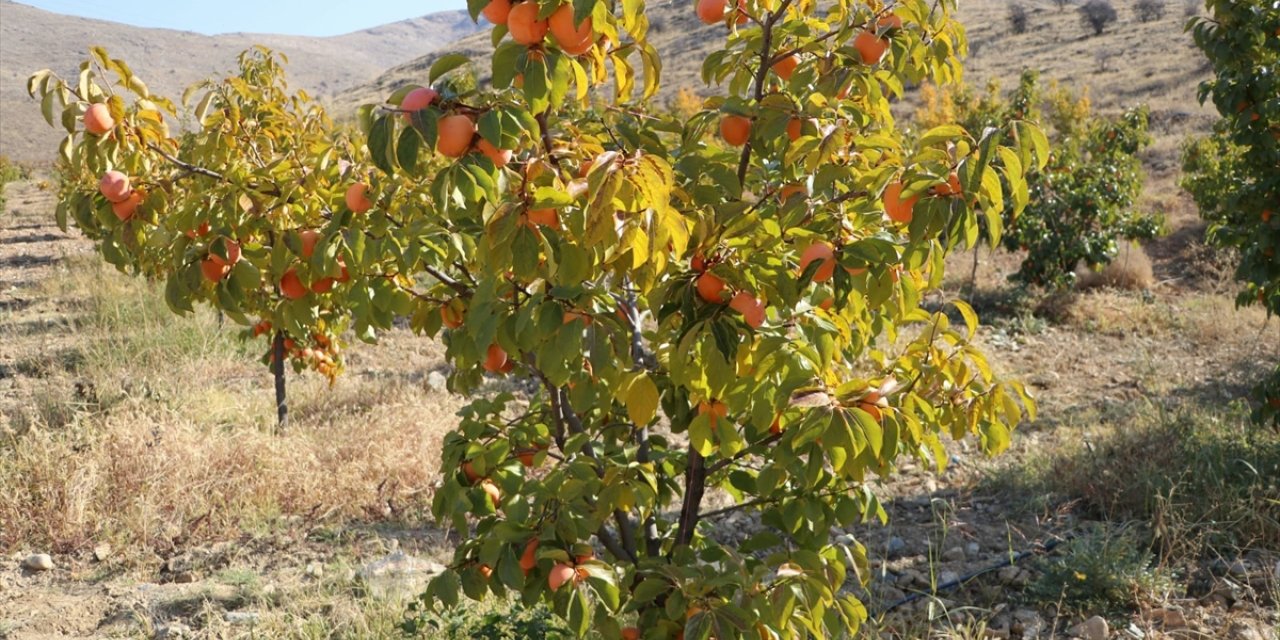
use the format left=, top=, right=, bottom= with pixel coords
left=1080, top=0, right=1119, bottom=35
left=917, top=70, right=1160, bottom=288
left=1134, top=0, right=1166, bottom=22
left=1008, top=4, right=1031, bottom=34
left=31, top=0, right=1046, bottom=636
left=1182, top=0, right=1280, bottom=425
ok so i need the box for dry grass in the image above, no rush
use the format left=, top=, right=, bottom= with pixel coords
left=0, top=253, right=464, bottom=557
left=1076, top=243, right=1155, bottom=291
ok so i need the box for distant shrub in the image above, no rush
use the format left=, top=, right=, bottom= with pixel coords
left=405, top=601, right=571, bottom=639
left=1053, top=0, right=1073, bottom=10
left=1080, top=0, right=1119, bottom=35
left=1008, top=4, right=1030, bottom=34
left=1134, top=0, right=1166, bottom=22
left=1182, top=0, right=1199, bottom=17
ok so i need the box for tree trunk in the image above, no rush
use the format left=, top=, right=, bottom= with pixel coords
left=272, top=331, right=288, bottom=433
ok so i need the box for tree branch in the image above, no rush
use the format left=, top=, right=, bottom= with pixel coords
left=147, top=143, right=226, bottom=181
left=705, top=432, right=783, bottom=475
left=736, top=0, right=796, bottom=188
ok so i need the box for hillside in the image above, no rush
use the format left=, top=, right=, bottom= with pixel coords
left=336, top=0, right=1216, bottom=157
left=0, top=0, right=483, bottom=163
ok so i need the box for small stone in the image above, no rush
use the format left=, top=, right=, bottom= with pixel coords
left=886, top=537, right=907, bottom=558
left=1070, top=615, right=1108, bottom=640
left=224, top=611, right=261, bottom=626
left=997, top=565, right=1021, bottom=585
left=942, top=546, right=966, bottom=563
left=1151, top=608, right=1187, bottom=629
left=172, top=571, right=197, bottom=584
left=1227, top=622, right=1264, bottom=640
left=1122, top=622, right=1145, bottom=639
left=93, top=543, right=113, bottom=562
left=22, top=553, right=53, bottom=572
left=426, top=371, right=448, bottom=393
left=939, top=570, right=960, bottom=586
left=1226, top=560, right=1249, bottom=578
left=157, top=622, right=192, bottom=638
left=1010, top=609, right=1043, bottom=636
left=966, top=542, right=981, bottom=558
left=305, top=562, right=324, bottom=578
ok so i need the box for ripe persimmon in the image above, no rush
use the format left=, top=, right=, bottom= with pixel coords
left=482, top=0, right=512, bottom=24
left=799, top=241, right=837, bottom=282
left=550, top=4, right=594, bottom=55
left=184, top=222, right=211, bottom=239
left=336, top=256, right=351, bottom=283
left=111, top=191, right=142, bottom=221
left=208, top=239, right=241, bottom=268
left=932, top=171, right=962, bottom=197
left=280, top=269, right=307, bottom=300
left=200, top=257, right=230, bottom=282
left=696, top=0, right=747, bottom=25
left=437, top=114, right=477, bottom=158
left=854, top=29, right=889, bottom=64
left=481, top=478, right=502, bottom=506
left=526, top=207, right=560, bottom=229
left=483, top=343, right=509, bottom=372
left=772, top=54, right=798, bottom=81
left=729, top=291, right=766, bottom=328
left=780, top=183, right=807, bottom=201
left=883, top=181, right=918, bottom=223
left=696, top=272, right=727, bottom=303
left=508, top=1, right=550, bottom=45
left=720, top=114, right=751, bottom=146
left=621, top=628, right=641, bottom=640
left=478, top=564, right=494, bottom=579
left=83, top=103, right=115, bottom=136
left=399, top=87, right=438, bottom=121
left=519, top=539, right=540, bottom=574
left=562, top=310, right=592, bottom=325
left=698, top=399, right=728, bottom=429
left=877, top=12, right=903, bottom=32
left=475, top=138, right=513, bottom=167
left=690, top=252, right=708, bottom=272
left=345, top=182, right=372, bottom=213
left=548, top=562, right=576, bottom=590
left=441, top=303, right=465, bottom=329
left=310, top=277, right=335, bottom=294
left=299, top=229, right=321, bottom=258
left=99, top=171, right=131, bottom=203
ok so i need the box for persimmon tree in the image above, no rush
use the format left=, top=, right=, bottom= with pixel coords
left=30, top=47, right=386, bottom=429
left=1183, top=0, right=1279, bottom=425
left=31, top=0, right=1046, bottom=635
left=380, top=0, right=1041, bottom=637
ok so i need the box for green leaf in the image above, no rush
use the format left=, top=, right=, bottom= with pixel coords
left=626, top=374, right=660, bottom=426
left=368, top=115, right=396, bottom=175
left=429, top=54, right=471, bottom=83
left=397, top=126, right=420, bottom=172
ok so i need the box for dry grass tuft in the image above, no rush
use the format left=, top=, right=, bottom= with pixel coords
left=1076, top=243, right=1155, bottom=291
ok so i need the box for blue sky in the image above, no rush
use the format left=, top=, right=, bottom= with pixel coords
left=21, top=0, right=468, bottom=37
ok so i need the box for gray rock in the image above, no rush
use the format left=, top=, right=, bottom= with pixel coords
left=997, top=565, right=1022, bottom=585
left=965, top=542, right=981, bottom=558
left=357, top=551, right=445, bottom=597
left=939, top=570, right=961, bottom=586
left=1010, top=609, right=1043, bottom=637
left=224, top=611, right=261, bottom=625
left=93, top=543, right=112, bottom=562
left=172, top=571, right=197, bottom=584
left=426, top=371, right=448, bottom=393
left=1226, top=560, right=1249, bottom=578
left=886, top=537, right=907, bottom=558
left=22, top=553, right=53, bottom=571
left=942, top=546, right=966, bottom=563
left=1069, top=615, right=1108, bottom=640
